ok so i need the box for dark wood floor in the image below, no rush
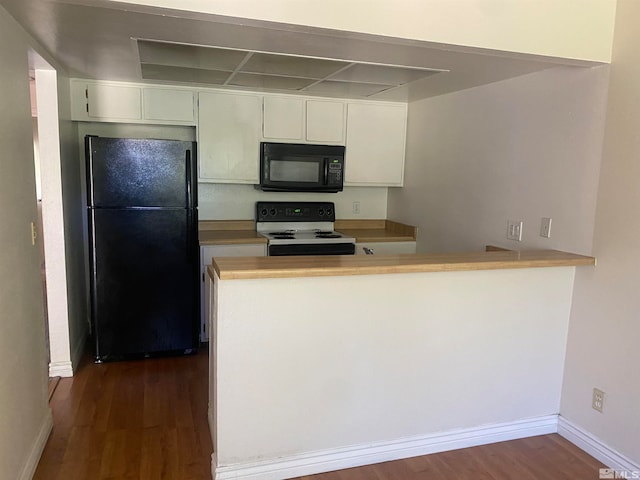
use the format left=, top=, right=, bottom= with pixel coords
left=35, top=349, right=605, bottom=480
left=34, top=349, right=213, bottom=480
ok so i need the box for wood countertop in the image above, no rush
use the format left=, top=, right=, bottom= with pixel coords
left=335, top=219, right=417, bottom=243
left=199, top=230, right=267, bottom=245
left=199, top=220, right=267, bottom=245
left=210, top=249, right=596, bottom=280
left=199, top=219, right=417, bottom=245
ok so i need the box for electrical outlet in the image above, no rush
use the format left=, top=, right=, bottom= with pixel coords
left=506, top=220, right=523, bottom=241
left=540, top=217, right=552, bottom=238
left=592, top=388, right=605, bottom=413
left=352, top=201, right=361, bottom=214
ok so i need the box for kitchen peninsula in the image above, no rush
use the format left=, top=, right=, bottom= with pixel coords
left=206, top=249, right=595, bottom=480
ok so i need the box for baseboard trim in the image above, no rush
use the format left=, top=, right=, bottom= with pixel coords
left=213, top=415, right=558, bottom=480
left=49, top=361, right=73, bottom=378
left=48, top=360, right=73, bottom=378
left=49, top=333, right=87, bottom=378
left=18, top=409, right=52, bottom=480
left=558, top=416, right=640, bottom=473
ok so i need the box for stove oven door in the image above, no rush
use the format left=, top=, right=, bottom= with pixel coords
left=269, top=243, right=355, bottom=256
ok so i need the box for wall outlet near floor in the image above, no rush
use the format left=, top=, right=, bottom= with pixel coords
left=540, top=217, right=552, bottom=238
left=506, top=220, right=523, bottom=241
left=592, top=388, right=605, bottom=413
left=352, top=201, right=361, bottom=214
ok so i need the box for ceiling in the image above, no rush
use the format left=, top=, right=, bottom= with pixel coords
left=1, top=0, right=602, bottom=102
left=138, top=40, right=445, bottom=98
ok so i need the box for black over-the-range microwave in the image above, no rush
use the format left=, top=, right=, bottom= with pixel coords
left=257, top=142, right=345, bottom=193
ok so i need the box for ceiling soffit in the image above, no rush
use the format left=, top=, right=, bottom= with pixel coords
left=0, top=0, right=602, bottom=101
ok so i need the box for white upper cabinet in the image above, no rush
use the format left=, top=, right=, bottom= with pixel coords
left=143, top=88, right=195, bottom=123
left=345, top=102, right=407, bottom=186
left=263, top=96, right=304, bottom=140
left=306, top=100, right=345, bottom=144
left=87, top=84, right=142, bottom=120
left=70, top=80, right=196, bottom=125
left=262, top=96, right=345, bottom=144
left=198, top=91, right=262, bottom=183
left=69, top=79, right=407, bottom=187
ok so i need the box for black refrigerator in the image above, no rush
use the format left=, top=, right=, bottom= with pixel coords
left=85, top=136, right=199, bottom=362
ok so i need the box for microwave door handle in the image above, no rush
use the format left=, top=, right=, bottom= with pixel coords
left=323, top=158, right=329, bottom=185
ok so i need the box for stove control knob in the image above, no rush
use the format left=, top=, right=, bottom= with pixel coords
left=260, top=208, right=268, bottom=217
left=318, top=208, right=325, bottom=216
left=326, top=208, right=333, bottom=216
left=269, top=208, right=276, bottom=216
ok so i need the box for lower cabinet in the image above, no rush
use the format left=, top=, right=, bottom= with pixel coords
left=200, top=243, right=267, bottom=341
left=355, top=241, right=416, bottom=255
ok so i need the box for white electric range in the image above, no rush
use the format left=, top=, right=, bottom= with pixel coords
left=256, top=201, right=356, bottom=256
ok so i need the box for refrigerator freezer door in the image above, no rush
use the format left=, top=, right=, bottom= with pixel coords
left=89, top=208, right=198, bottom=360
left=86, top=137, right=197, bottom=208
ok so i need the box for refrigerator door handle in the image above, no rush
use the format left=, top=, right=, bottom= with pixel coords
left=185, top=149, right=192, bottom=208
left=187, top=209, right=193, bottom=262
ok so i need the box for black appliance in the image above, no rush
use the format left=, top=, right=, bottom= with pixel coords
left=85, top=136, right=199, bottom=362
left=258, top=142, right=345, bottom=192
left=256, top=201, right=356, bottom=255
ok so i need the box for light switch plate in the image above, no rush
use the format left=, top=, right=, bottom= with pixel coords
left=507, top=220, right=523, bottom=241
left=540, top=217, right=552, bottom=238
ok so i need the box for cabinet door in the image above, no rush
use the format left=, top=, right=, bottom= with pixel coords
left=143, top=88, right=195, bottom=123
left=198, top=92, right=262, bottom=183
left=87, top=84, right=142, bottom=120
left=345, top=103, right=407, bottom=186
left=200, top=243, right=267, bottom=341
left=306, top=100, right=345, bottom=144
left=263, top=96, right=304, bottom=140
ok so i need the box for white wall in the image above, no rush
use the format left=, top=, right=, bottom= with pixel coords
left=198, top=183, right=387, bottom=220
left=388, top=66, right=609, bottom=255
left=561, top=0, right=640, bottom=465
left=36, top=68, right=73, bottom=377
left=57, top=75, right=89, bottom=372
left=112, top=0, right=616, bottom=63
left=0, top=6, right=52, bottom=479
left=211, top=266, right=577, bottom=475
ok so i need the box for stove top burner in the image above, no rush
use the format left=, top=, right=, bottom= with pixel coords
left=268, top=231, right=295, bottom=236
left=315, top=233, right=342, bottom=238
left=273, top=235, right=295, bottom=239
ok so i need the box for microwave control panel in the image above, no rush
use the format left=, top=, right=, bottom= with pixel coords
left=327, top=158, right=343, bottom=185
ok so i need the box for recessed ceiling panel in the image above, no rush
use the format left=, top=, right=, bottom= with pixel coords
left=141, top=64, right=231, bottom=85
left=138, top=40, right=247, bottom=71
left=304, top=80, right=393, bottom=97
left=241, top=53, right=348, bottom=79
left=229, top=72, right=316, bottom=90
left=329, top=63, right=443, bottom=86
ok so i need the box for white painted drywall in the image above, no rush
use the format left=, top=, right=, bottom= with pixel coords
left=0, top=6, right=52, bottom=479
left=111, top=0, right=616, bottom=63
left=211, top=266, right=576, bottom=468
left=561, top=0, right=640, bottom=465
left=57, top=76, right=89, bottom=373
left=198, top=183, right=387, bottom=220
left=387, top=66, right=609, bottom=255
